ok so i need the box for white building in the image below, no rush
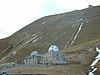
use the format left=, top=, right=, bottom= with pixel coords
left=46, top=51, right=66, bottom=65
left=22, top=51, right=41, bottom=66
left=41, top=45, right=66, bottom=65
left=22, top=46, right=67, bottom=66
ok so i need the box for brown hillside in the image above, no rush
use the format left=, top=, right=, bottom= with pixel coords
left=0, top=5, right=100, bottom=64
left=0, top=5, right=100, bottom=75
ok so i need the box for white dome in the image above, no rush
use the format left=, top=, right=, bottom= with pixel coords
left=31, top=51, right=39, bottom=56
left=48, top=45, right=59, bottom=52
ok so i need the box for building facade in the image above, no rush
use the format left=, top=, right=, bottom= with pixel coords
left=23, top=51, right=66, bottom=66
left=41, top=51, right=66, bottom=65
left=48, top=51, right=66, bottom=64
left=22, top=47, right=67, bottom=66
left=22, top=55, right=41, bottom=66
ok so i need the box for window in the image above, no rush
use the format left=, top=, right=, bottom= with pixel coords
left=33, top=55, right=34, bottom=58
left=63, top=58, right=65, bottom=61
left=23, top=62, right=25, bottom=65
left=57, top=58, right=58, bottom=60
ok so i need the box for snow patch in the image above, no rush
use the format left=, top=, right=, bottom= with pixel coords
left=88, top=68, right=97, bottom=75
left=91, top=58, right=100, bottom=67
left=86, top=20, right=89, bottom=23
left=0, top=53, right=12, bottom=62
left=95, top=54, right=100, bottom=59
left=88, top=47, right=100, bottom=75
left=3, top=51, right=5, bottom=53
left=69, top=23, right=83, bottom=46
left=91, top=47, right=100, bottom=67
left=42, top=21, right=46, bottom=24
left=96, top=47, right=100, bottom=53
left=32, top=38, right=39, bottom=42
left=32, top=36, right=42, bottom=43
left=12, top=51, right=17, bottom=55
left=32, top=34, right=36, bottom=37
left=76, top=18, right=83, bottom=23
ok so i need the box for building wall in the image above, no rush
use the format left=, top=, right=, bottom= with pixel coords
left=23, top=56, right=41, bottom=66
left=40, top=54, right=50, bottom=64
left=48, top=51, right=66, bottom=64
left=23, top=58, right=34, bottom=66
left=23, top=51, right=67, bottom=66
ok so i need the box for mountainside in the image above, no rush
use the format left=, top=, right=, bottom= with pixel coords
left=0, top=6, right=100, bottom=62
left=0, top=5, right=100, bottom=65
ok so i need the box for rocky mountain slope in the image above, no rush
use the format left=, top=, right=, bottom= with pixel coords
left=0, top=5, right=100, bottom=66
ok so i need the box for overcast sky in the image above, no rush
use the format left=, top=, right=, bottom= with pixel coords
left=0, top=0, right=100, bottom=39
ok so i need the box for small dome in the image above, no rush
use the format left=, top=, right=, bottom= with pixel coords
left=48, top=45, right=59, bottom=52
left=31, top=51, right=39, bottom=56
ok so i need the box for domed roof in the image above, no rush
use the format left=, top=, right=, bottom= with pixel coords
left=48, top=45, right=59, bottom=52
left=30, top=51, right=39, bottom=56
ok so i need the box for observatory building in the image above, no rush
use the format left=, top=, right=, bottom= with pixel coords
left=22, top=45, right=67, bottom=66
left=22, top=51, right=41, bottom=66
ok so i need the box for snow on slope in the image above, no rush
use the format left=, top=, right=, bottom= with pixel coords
left=69, top=23, right=84, bottom=47
left=88, top=47, right=100, bottom=75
